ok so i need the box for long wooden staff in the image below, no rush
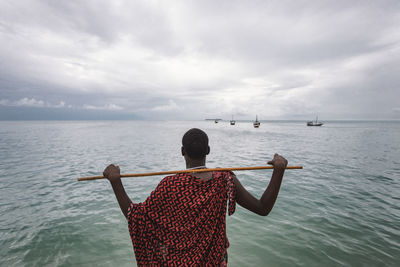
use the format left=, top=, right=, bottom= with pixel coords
left=78, top=165, right=303, bottom=181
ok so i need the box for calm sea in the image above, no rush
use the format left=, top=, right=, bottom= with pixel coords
left=0, top=120, right=399, bottom=266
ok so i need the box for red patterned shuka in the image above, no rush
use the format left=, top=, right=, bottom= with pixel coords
left=127, top=171, right=237, bottom=266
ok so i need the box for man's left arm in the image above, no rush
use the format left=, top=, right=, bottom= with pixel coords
left=103, top=164, right=132, bottom=219
left=233, top=154, right=287, bottom=216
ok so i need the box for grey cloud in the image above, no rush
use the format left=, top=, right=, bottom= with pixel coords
left=193, top=2, right=397, bottom=69
left=0, top=0, right=399, bottom=120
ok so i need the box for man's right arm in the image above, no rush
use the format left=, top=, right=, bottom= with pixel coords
left=233, top=154, right=287, bottom=216
left=103, top=164, right=132, bottom=219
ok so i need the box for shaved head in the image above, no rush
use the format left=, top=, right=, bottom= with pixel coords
left=182, top=128, right=209, bottom=159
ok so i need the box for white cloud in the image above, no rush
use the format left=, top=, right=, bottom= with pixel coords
left=82, top=105, right=99, bottom=110
left=152, top=100, right=181, bottom=112
left=54, top=101, right=66, bottom=108
left=0, top=98, right=68, bottom=108
left=15, top=97, right=45, bottom=107
left=82, top=103, right=123, bottom=110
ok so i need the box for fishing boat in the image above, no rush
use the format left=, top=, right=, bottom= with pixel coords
left=253, top=115, right=260, bottom=128
left=307, top=116, right=323, bottom=126
left=230, top=115, right=236, bottom=125
left=206, top=118, right=221, bottom=123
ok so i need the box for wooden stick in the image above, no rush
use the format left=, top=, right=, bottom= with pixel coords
left=78, top=165, right=303, bottom=181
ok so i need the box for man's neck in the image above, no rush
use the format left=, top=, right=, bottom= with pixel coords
left=186, top=158, right=206, bottom=169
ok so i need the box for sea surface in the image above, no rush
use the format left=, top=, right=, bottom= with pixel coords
left=0, top=120, right=399, bottom=266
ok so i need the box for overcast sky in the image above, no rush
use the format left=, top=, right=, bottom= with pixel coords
left=1, top=0, right=399, bottom=120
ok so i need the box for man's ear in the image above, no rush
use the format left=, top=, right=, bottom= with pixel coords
left=181, top=146, right=185, bottom=156
left=206, top=146, right=210, bottom=155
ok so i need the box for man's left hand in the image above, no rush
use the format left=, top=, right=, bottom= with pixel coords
left=103, top=164, right=121, bottom=183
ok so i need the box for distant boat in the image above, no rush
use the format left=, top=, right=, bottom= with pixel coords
left=253, top=115, right=260, bottom=128
left=307, top=116, right=323, bottom=126
left=205, top=118, right=222, bottom=123
left=230, top=115, right=236, bottom=125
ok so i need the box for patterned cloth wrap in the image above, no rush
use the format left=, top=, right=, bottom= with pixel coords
left=127, top=171, right=237, bottom=266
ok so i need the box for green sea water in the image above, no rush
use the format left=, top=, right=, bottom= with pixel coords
left=0, top=120, right=399, bottom=266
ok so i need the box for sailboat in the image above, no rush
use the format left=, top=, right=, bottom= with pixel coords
left=307, top=116, right=323, bottom=126
left=253, top=115, right=260, bottom=128
left=230, top=115, right=236, bottom=125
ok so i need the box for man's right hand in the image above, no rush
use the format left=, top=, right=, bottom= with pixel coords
left=267, top=153, right=288, bottom=170
left=103, top=164, right=121, bottom=183
left=104, top=164, right=132, bottom=219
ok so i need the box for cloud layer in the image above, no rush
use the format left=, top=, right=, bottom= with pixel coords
left=1, top=0, right=399, bottom=120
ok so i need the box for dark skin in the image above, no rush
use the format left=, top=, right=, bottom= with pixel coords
left=103, top=146, right=287, bottom=219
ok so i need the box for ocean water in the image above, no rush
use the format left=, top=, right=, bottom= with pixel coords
left=0, top=120, right=399, bottom=266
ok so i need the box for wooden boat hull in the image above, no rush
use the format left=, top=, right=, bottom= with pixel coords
left=307, top=122, right=323, bottom=126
